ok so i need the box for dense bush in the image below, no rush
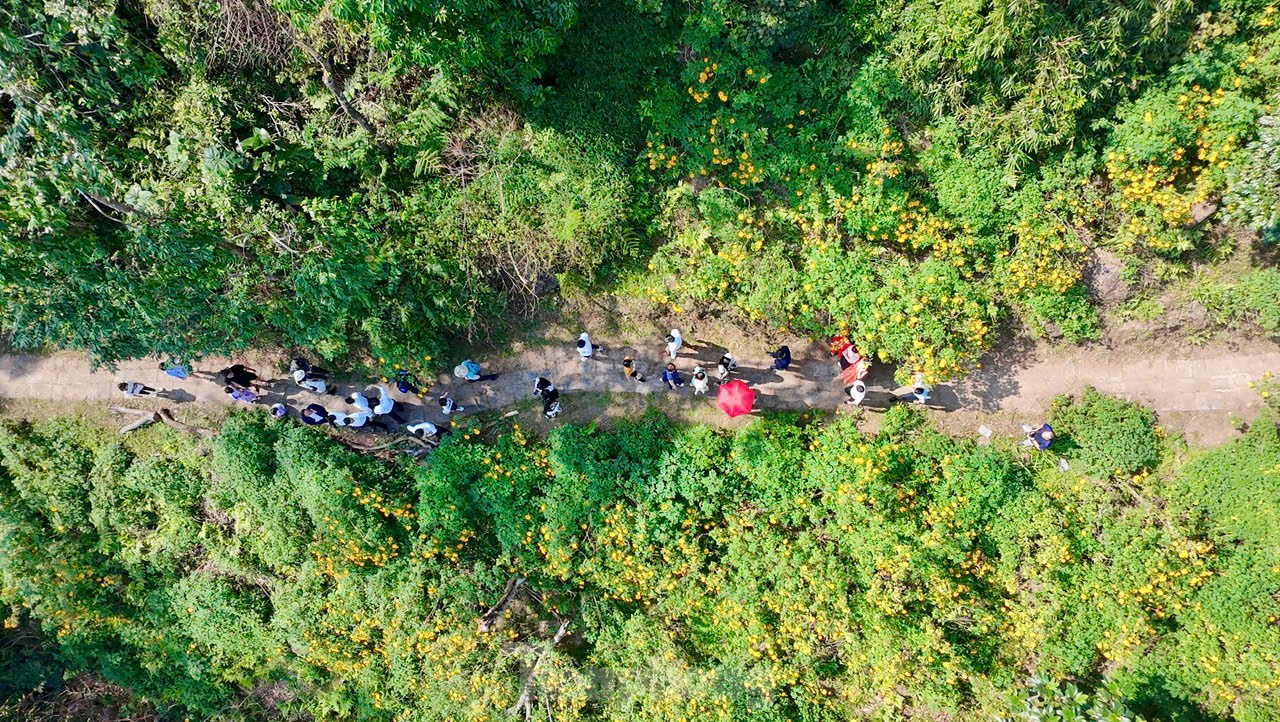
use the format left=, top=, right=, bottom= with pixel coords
left=4, top=0, right=1280, bottom=374
left=2, top=395, right=1278, bottom=720
left=1051, top=386, right=1163, bottom=478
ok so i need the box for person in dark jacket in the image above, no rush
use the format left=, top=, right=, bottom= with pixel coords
left=219, top=364, right=261, bottom=391
left=768, top=345, right=792, bottom=371
left=300, top=403, right=329, bottom=425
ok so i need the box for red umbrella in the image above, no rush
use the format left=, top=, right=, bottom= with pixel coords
left=717, top=379, right=756, bottom=418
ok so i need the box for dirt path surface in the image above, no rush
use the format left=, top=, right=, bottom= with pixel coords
left=0, top=334, right=1276, bottom=447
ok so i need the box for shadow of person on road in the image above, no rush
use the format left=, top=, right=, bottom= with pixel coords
left=957, top=330, right=1039, bottom=411
left=162, top=389, right=197, bottom=403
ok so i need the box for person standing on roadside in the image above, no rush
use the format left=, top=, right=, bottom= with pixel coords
left=533, top=377, right=562, bottom=419
left=407, top=420, right=446, bottom=443
left=1022, top=423, right=1055, bottom=451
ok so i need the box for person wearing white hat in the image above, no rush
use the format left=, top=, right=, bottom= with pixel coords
left=576, top=332, right=603, bottom=360
left=846, top=380, right=867, bottom=406
left=665, top=329, right=683, bottom=359
left=454, top=359, right=498, bottom=383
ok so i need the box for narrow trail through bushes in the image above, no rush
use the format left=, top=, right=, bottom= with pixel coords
left=0, top=334, right=1276, bottom=447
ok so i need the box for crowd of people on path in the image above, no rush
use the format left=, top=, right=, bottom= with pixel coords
left=116, top=356, right=511, bottom=445
left=116, top=329, right=1057, bottom=454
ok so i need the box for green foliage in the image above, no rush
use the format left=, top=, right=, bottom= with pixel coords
left=6, top=396, right=1278, bottom=720
left=1051, top=387, right=1163, bottom=478
left=999, top=676, right=1145, bottom=721
left=1195, top=267, right=1280, bottom=333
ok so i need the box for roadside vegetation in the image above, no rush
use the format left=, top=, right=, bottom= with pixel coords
left=2, top=0, right=1278, bottom=378
left=3, top=385, right=1280, bottom=721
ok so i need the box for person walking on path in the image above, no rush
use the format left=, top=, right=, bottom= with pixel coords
left=576, top=332, right=603, bottom=360
left=118, top=381, right=170, bottom=399
left=691, top=367, right=710, bottom=395
left=290, top=358, right=334, bottom=395
left=622, top=357, right=646, bottom=383
left=455, top=360, right=498, bottom=383
left=347, top=410, right=382, bottom=430
left=225, top=386, right=260, bottom=405
left=845, top=380, right=867, bottom=406
left=406, top=420, right=445, bottom=443
left=893, top=373, right=930, bottom=405
left=1022, top=423, right=1055, bottom=451
left=300, top=403, right=329, bottom=425
left=159, top=360, right=220, bottom=382
left=219, top=364, right=263, bottom=391
left=716, top=353, right=738, bottom=384
left=394, top=370, right=425, bottom=395
left=438, top=394, right=464, bottom=415
left=328, top=410, right=353, bottom=427
left=346, top=391, right=372, bottom=414
left=269, top=403, right=289, bottom=420
left=767, top=346, right=792, bottom=372
left=533, top=377, right=562, bottom=419
left=666, top=330, right=684, bottom=360
left=662, top=363, right=684, bottom=390
left=372, top=386, right=407, bottom=424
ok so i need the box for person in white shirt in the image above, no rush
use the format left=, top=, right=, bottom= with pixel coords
left=691, top=367, right=710, bottom=395
left=576, top=332, right=603, bottom=360
left=716, top=353, right=737, bottom=383
left=666, top=329, right=683, bottom=359
left=406, top=420, right=442, bottom=442
left=371, top=386, right=406, bottom=423
left=327, top=410, right=353, bottom=427
left=346, top=392, right=372, bottom=413
left=846, top=380, right=867, bottom=406
left=438, top=395, right=463, bottom=415
left=298, top=375, right=329, bottom=394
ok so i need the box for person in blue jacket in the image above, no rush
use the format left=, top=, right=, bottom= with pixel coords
left=1022, top=423, right=1055, bottom=451
left=662, top=363, right=684, bottom=390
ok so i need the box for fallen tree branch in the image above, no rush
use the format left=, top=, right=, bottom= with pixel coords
left=509, top=619, right=572, bottom=722
left=109, top=405, right=215, bottom=438
left=478, top=576, right=525, bottom=633
left=119, top=414, right=159, bottom=434
left=158, top=409, right=216, bottom=438
left=348, top=434, right=435, bottom=452
left=294, top=38, right=383, bottom=145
